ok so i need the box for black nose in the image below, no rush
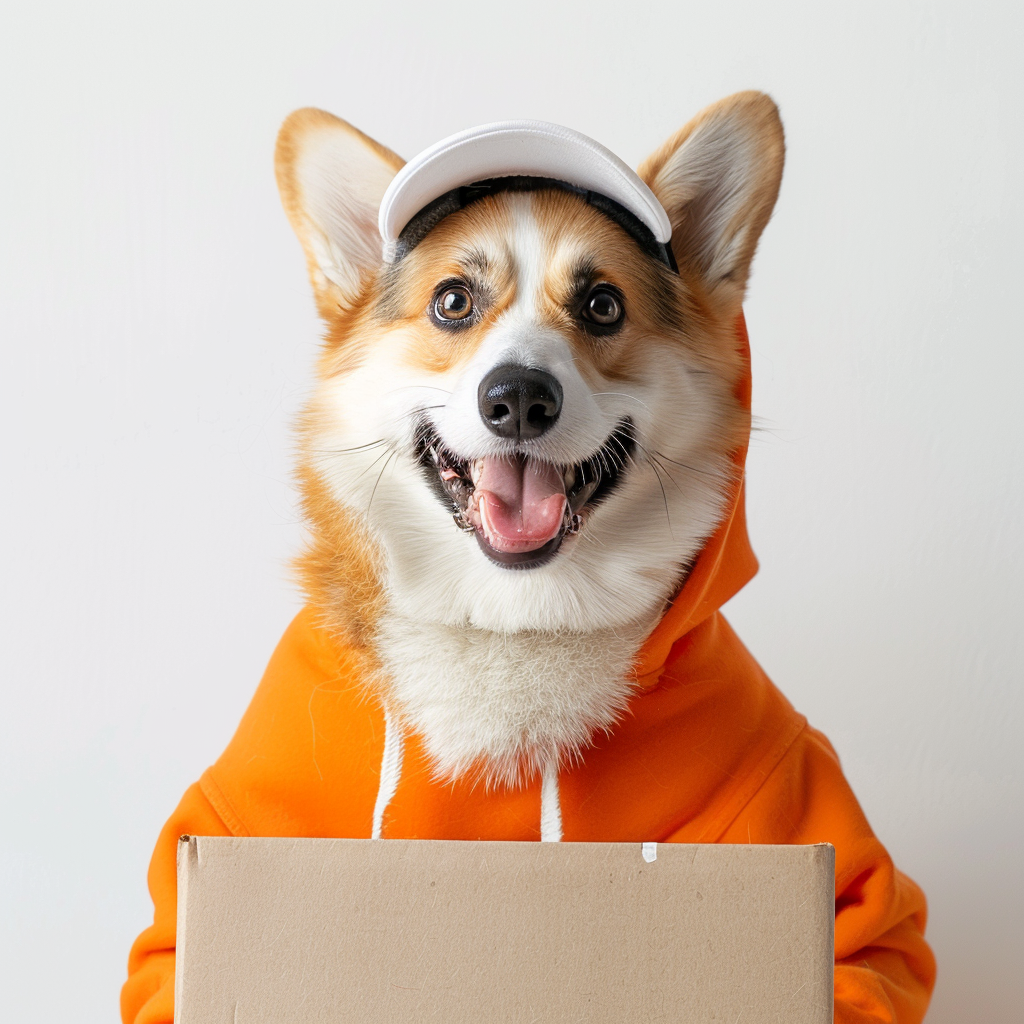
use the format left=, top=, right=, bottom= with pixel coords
left=477, top=364, right=563, bottom=440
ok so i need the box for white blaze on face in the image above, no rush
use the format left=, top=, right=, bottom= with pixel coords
left=421, top=197, right=623, bottom=556
left=431, top=196, right=616, bottom=467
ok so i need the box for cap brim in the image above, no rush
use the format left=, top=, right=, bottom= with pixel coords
left=378, top=120, right=672, bottom=247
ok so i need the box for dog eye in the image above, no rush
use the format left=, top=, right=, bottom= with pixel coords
left=582, top=287, right=623, bottom=327
left=434, top=285, right=474, bottom=322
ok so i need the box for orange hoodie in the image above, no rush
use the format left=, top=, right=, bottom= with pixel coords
left=122, top=320, right=936, bottom=1024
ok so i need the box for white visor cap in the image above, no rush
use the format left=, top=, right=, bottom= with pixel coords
left=377, top=120, right=672, bottom=257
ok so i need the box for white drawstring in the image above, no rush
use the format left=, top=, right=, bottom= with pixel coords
left=540, top=759, right=563, bottom=842
left=372, top=709, right=404, bottom=839
left=373, top=713, right=562, bottom=843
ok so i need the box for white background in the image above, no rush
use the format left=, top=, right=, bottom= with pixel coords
left=1, top=2, right=1020, bottom=1021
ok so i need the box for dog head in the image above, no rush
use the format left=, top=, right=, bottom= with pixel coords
left=276, top=94, right=783, bottom=637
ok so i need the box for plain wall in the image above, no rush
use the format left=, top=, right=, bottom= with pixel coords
left=1, top=1, right=1020, bottom=1021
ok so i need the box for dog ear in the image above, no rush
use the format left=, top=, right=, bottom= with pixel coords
left=639, top=92, right=784, bottom=313
left=275, top=108, right=404, bottom=315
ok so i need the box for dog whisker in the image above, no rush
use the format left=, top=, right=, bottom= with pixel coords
left=633, top=439, right=720, bottom=482
left=647, top=459, right=675, bottom=540
left=367, top=449, right=400, bottom=514
left=647, top=455, right=689, bottom=498
left=352, top=444, right=396, bottom=485
left=312, top=439, right=388, bottom=456
left=590, top=391, right=652, bottom=413
left=607, top=432, right=641, bottom=475
left=385, top=385, right=454, bottom=397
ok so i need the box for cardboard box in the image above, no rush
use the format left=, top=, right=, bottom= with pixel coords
left=175, top=836, right=834, bottom=1023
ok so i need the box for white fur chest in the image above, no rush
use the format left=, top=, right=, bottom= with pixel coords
left=374, top=611, right=652, bottom=787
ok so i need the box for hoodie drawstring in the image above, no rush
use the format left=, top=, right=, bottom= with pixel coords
left=372, top=711, right=563, bottom=843
left=540, top=760, right=563, bottom=842
left=372, top=709, right=404, bottom=840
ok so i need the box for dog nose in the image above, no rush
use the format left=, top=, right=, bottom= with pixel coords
left=478, top=364, right=563, bottom=440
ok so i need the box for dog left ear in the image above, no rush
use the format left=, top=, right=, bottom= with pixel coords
left=639, top=91, right=785, bottom=314
left=275, top=108, right=404, bottom=316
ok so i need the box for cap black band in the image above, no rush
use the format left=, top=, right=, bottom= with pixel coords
left=393, top=176, right=678, bottom=273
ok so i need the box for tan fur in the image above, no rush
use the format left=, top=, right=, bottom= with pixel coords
left=374, top=201, right=519, bottom=376
left=294, top=461, right=385, bottom=650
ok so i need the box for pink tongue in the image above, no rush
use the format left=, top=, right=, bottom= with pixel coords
left=471, top=457, right=567, bottom=553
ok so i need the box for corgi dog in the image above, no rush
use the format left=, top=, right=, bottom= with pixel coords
left=274, top=92, right=784, bottom=789
left=122, top=97, right=938, bottom=1024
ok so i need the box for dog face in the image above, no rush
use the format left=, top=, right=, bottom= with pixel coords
left=277, top=96, right=783, bottom=637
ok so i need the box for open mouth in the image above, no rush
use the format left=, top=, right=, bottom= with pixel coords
left=416, top=419, right=635, bottom=569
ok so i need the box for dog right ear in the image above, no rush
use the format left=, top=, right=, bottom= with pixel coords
left=275, top=109, right=403, bottom=316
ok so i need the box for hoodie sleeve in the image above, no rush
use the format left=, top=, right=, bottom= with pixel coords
left=120, top=606, right=368, bottom=1024
left=716, top=725, right=936, bottom=1024
left=120, top=778, right=233, bottom=1024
